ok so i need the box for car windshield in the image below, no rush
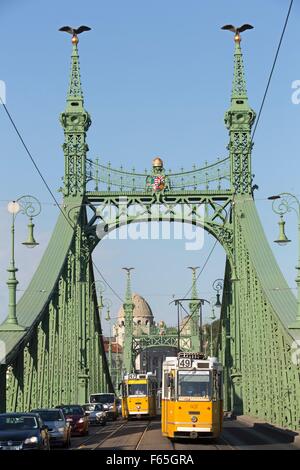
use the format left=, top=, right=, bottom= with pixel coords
left=61, top=406, right=83, bottom=415
left=128, top=384, right=147, bottom=396
left=90, top=394, right=115, bottom=404
left=0, top=415, right=38, bottom=430
left=32, top=410, right=63, bottom=421
left=178, top=371, right=211, bottom=399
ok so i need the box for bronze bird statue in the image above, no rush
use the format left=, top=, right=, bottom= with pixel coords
left=59, top=25, right=91, bottom=44
left=221, top=24, right=253, bottom=41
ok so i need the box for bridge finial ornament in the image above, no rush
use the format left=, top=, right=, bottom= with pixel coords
left=59, top=25, right=91, bottom=44
left=221, top=24, right=253, bottom=43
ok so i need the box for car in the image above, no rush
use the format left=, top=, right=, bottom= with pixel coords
left=89, top=393, right=118, bottom=421
left=0, top=413, right=50, bottom=450
left=82, top=404, right=107, bottom=426
left=55, top=405, right=88, bottom=436
left=31, top=408, right=71, bottom=448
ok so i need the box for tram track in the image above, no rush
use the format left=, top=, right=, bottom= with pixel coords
left=135, top=420, right=152, bottom=450
left=75, top=419, right=152, bottom=450
left=74, top=421, right=127, bottom=450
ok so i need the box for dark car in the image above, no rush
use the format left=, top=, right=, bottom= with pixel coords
left=0, top=413, right=50, bottom=450
left=56, top=405, right=89, bottom=436
left=82, top=403, right=107, bottom=426
left=31, top=408, right=71, bottom=448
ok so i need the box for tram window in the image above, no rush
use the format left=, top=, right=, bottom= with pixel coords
left=128, top=384, right=147, bottom=396
left=178, top=371, right=211, bottom=399
left=163, top=372, right=169, bottom=399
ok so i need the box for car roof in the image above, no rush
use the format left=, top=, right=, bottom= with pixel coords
left=56, top=404, right=83, bottom=407
left=31, top=408, right=62, bottom=412
left=0, top=412, right=40, bottom=416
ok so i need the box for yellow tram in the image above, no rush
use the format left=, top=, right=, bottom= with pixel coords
left=161, top=352, right=223, bottom=439
left=121, top=372, right=158, bottom=419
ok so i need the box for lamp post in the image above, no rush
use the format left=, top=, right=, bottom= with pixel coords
left=0, top=195, right=41, bottom=331
left=91, top=280, right=106, bottom=321
left=209, top=306, right=216, bottom=357
left=103, top=299, right=112, bottom=368
left=209, top=279, right=223, bottom=356
left=268, top=193, right=300, bottom=328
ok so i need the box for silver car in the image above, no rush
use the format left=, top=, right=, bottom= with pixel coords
left=82, top=404, right=107, bottom=426
left=31, top=408, right=71, bottom=448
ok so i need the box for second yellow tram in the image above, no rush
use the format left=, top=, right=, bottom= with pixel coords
left=161, top=352, right=223, bottom=439
left=122, top=372, right=158, bottom=419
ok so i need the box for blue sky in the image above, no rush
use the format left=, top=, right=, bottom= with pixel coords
left=0, top=0, right=299, bottom=334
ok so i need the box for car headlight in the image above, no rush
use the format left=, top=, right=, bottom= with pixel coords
left=103, top=405, right=108, bottom=410
left=109, top=405, right=114, bottom=410
left=77, top=418, right=84, bottom=423
left=96, top=412, right=103, bottom=418
left=24, top=436, right=38, bottom=444
left=57, top=427, right=65, bottom=432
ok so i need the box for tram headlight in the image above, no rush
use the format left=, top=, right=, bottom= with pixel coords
left=136, top=405, right=141, bottom=410
left=191, top=416, right=198, bottom=423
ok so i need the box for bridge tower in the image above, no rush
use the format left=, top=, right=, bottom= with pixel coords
left=222, top=30, right=256, bottom=414
left=122, top=268, right=135, bottom=374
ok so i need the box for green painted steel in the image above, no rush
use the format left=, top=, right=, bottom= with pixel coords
left=0, top=31, right=299, bottom=431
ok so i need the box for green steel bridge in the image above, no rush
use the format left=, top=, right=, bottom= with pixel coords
left=0, top=28, right=299, bottom=432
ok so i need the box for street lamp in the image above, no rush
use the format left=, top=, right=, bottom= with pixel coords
left=91, top=280, right=106, bottom=318
left=213, top=279, right=223, bottom=308
left=268, top=193, right=300, bottom=328
left=0, top=195, right=41, bottom=331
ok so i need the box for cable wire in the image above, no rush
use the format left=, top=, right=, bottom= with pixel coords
left=251, top=0, right=294, bottom=140
left=182, top=239, right=219, bottom=299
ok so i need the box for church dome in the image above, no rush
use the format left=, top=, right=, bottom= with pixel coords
left=117, top=293, right=153, bottom=319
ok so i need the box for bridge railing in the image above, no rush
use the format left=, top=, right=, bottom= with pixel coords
left=86, top=157, right=230, bottom=193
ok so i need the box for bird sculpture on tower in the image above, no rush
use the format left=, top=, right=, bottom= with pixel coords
left=221, top=24, right=253, bottom=41
left=59, top=25, right=91, bottom=44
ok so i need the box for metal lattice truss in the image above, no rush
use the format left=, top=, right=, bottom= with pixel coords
left=86, top=157, right=230, bottom=192
left=84, top=192, right=234, bottom=263
left=0, top=208, right=114, bottom=412
left=132, top=335, right=191, bottom=357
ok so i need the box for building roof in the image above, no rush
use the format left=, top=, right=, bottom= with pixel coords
left=103, top=339, right=122, bottom=353
left=117, top=292, right=153, bottom=319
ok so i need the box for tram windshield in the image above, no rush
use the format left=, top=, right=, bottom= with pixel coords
left=128, top=384, right=147, bottom=396
left=178, top=371, right=211, bottom=399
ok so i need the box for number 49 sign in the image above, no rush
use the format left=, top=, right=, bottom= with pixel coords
left=178, top=358, right=192, bottom=368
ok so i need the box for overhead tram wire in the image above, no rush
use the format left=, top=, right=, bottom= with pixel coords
left=0, top=96, right=123, bottom=303
left=181, top=1, right=294, bottom=301
left=251, top=0, right=294, bottom=141
left=182, top=239, right=218, bottom=299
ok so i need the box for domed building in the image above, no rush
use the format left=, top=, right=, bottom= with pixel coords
left=113, top=293, right=154, bottom=347
left=112, top=292, right=178, bottom=385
